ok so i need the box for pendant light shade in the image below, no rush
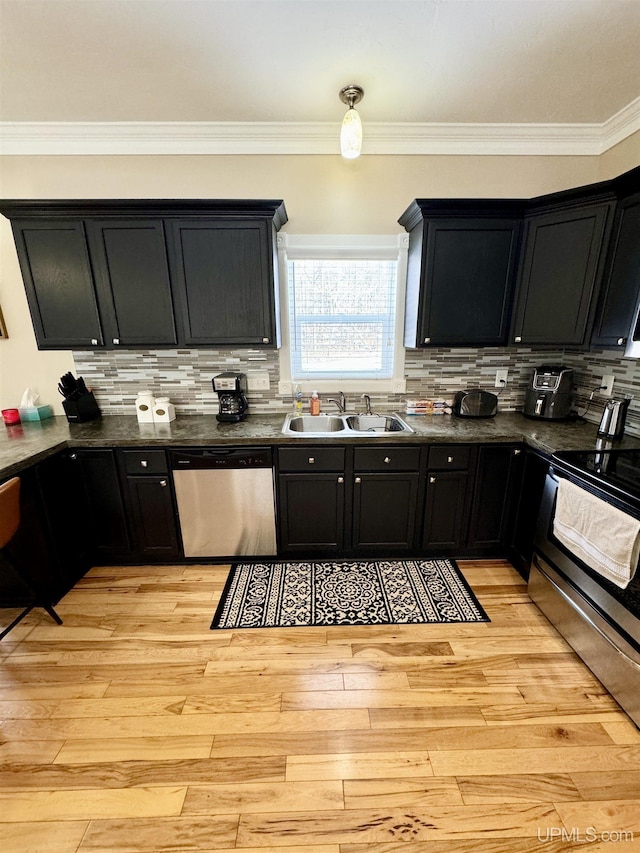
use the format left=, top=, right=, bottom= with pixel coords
left=339, top=85, right=364, bottom=159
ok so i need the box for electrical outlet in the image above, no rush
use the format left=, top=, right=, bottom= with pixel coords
left=278, top=381, right=292, bottom=396
left=495, top=369, right=508, bottom=388
left=392, top=379, right=407, bottom=393
left=602, top=374, right=615, bottom=396
left=247, top=372, right=270, bottom=391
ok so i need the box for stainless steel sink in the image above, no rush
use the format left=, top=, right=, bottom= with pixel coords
left=282, top=412, right=414, bottom=437
left=345, top=414, right=413, bottom=434
left=284, top=414, right=346, bottom=434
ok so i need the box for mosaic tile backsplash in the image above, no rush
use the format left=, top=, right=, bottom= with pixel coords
left=73, top=344, right=640, bottom=436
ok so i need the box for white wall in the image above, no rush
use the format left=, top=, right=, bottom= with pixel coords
left=0, top=148, right=635, bottom=412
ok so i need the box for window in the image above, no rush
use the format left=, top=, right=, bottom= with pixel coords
left=279, top=235, right=407, bottom=392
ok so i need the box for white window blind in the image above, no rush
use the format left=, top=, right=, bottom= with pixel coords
left=287, top=258, right=398, bottom=380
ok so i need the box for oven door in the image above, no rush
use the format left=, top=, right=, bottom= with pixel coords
left=530, top=468, right=640, bottom=726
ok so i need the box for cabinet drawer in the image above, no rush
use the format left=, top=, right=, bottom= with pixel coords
left=428, top=445, right=470, bottom=470
left=120, top=449, right=168, bottom=475
left=278, top=447, right=345, bottom=472
left=354, top=447, right=421, bottom=472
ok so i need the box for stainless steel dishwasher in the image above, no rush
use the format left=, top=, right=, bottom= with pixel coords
left=170, top=448, right=277, bottom=558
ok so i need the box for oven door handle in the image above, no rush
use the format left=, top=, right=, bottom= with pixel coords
left=532, top=555, right=640, bottom=671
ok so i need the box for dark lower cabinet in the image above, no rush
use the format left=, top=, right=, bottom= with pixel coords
left=422, top=469, right=469, bottom=552
left=467, top=445, right=524, bottom=551
left=122, top=476, right=180, bottom=560
left=278, top=473, right=345, bottom=554
left=508, top=449, right=550, bottom=578
left=73, top=449, right=132, bottom=561
left=352, top=473, right=419, bottom=552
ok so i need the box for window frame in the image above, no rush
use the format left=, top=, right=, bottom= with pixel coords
left=277, top=233, right=408, bottom=396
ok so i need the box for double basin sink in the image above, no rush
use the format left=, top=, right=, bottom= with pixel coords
left=282, top=412, right=414, bottom=438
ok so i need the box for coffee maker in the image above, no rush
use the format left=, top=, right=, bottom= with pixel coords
left=213, top=372, right=249, bottom=423
left=524, top=365, right=573, bottom=420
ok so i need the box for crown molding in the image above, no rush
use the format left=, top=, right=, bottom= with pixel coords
left=1, top=102, right=639, bottom=157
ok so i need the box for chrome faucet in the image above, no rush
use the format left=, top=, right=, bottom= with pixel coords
left=326, top=391, right=347, bottom=413
left=361, top=394, right=374, bottom=415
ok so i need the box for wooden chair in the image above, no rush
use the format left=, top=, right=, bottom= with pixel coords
left=0, top=477, right=62, bottom=640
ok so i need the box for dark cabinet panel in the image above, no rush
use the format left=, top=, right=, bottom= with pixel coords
left=468, top=445, right=523, bottom=550
left=422, top=470, right=469, bottom=552
left=508, top=449, right=550, bottom=578
left=73, top=449, right=131, bottom=559
left=123, top=476, right=180, bottom=560
left=591, top=193, right=640, bottom=349
left=402, top=213, right=521, bottom=347
left=11, top=219, right=103, bottom=349
left=278, top=473, right=345, bottom=553
left=352, top=473, right=419, bottom=551
left=511, top=200, right=614, bottom=346
left=168, top=218, right=278, bottom=346
left=86, top=219, right=177, bottom=347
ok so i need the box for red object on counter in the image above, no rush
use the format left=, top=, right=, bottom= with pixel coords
left=2, top=408, right=20, bottom=425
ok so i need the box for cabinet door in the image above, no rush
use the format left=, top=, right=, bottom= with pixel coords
left=352, top=473, right=419, bottom=551
left=410, top=218, right=520, bottom=346
left=467, top=445, right=523, bottom=551
left=591, top=193, right=640, bottom=349
left=508, top=449, right=549, bottom=578
left=278, top=473, right=345, bottom=553
left=422, top=470, right=469, bottom=552
left=124, top=476, right=180, bottom=559
left=74, top=449, right=131, bottom=559
left=11, top=219, right=103, bottom=348
left=86, top=219, right=178, bottom=347
left=168, top=218, right=277, bottom=346
left=511, top=202, right=614, bottom=346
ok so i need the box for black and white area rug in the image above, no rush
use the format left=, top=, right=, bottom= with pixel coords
left=211, top=559, right=489, bottom=629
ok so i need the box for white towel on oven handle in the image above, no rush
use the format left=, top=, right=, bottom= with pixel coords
left=553, top=478, right=640, bottom=589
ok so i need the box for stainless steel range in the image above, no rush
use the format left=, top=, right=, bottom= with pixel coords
left=530, top=444, right=640, bottom=728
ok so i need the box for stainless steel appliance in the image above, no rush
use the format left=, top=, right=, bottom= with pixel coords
left=598, top=397, right=630, bottom=439
left=171, top=448, right=277, bottom=558
left=530, top=447, right=640, bottom=727
left=523, top=365, right=573, bottom=420
left=452, top=389, right=498, bottom=419
left=213, top=372, right=249, bottom=423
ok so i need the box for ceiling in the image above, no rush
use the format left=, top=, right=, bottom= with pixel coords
left=1, top=0, right=639, bottom=155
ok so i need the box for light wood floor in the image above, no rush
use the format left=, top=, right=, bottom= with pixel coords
left=1, top=559, right=640, bottom=853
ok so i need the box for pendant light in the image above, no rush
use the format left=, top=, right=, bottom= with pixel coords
left=339, top=85, right=364, bottom=159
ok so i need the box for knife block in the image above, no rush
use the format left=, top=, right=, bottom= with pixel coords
left=62, top=391, right=101, bottom=423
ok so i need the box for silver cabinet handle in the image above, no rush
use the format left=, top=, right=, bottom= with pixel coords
left=113, top=338, right=120, bottom=345
left=262, top=337, right=270, bottom=344
left=618, top=337, right=627, bottom=346
left=141, top=460, right=148, bottom=468
left=160, top=479, right=167, bottom=487
left=447, top=456, right=454, bottom=463
left=337, top=476, right=344, bottom=484
left=69, top=452, right=77, bottom=460
left=513, top=448, right=521, bottom=456
left=91, top=338, right=98, bottom=345
left=384, top=456, right=391, bottom=464
left=514, top=336, right=522, bottom=343
left=429, top=476, right=436, bottom=483
left=424, top=337, right=431, bottom=344
left=355, top=477, right=362, bottom=484
left=308, top=457, right=315, bottom=464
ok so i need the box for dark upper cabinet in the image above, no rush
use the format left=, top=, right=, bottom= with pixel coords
left=167, top=218, right=280, bottom=347
left=591, top=192, right=640, bottom=349
left=0, top=200, right=287, bottom=351
left=10, top=219, right=104, bottom=349
left=399, top=202, right=523, bottom=347
left=85, top=219, right=177, bottom=347
left=511, top=196, right=615, bottom=347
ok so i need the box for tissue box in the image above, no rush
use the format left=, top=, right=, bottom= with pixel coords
left=19, top=404, right=53, bottom=422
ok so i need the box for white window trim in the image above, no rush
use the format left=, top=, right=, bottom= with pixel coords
left=277, top=233, right=409, bottom=396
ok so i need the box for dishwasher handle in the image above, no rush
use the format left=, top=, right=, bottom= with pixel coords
left=170, top=448, right=273, bottom=469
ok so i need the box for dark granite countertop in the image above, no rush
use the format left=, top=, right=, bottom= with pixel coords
left=2, top=412, right=640, bottom=480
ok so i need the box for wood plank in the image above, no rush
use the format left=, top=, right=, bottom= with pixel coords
left=430, top=745, right=640, bottom=776
left=78, top=815, right=239, bottom=851
left=0, top=786, right=187, bottom=821
left=457, top=773, right=581, bottom=803
left=286, top=751, right=433, bottom=781
left=0, top=821, right=89, bottom=853
left=54, top=735, right=214, bottom=764
left=236, top=805, right=563, bottom=845
left=182, top=779, right=344, bottom=814
left=554, top=799, right=640, bottom=833
left=343, top=777, right=463, bottom=809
